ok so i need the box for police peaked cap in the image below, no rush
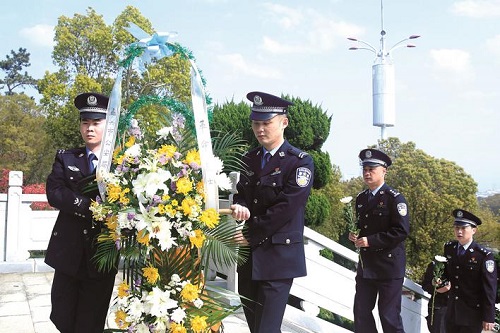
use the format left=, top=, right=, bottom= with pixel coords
left=247, top=91, right=293, bottom=121
left=74, top=92, right=109, bottom=119
left=359, top=148, right=392, bottom=168
left=453, top=209, right=481, bottom=227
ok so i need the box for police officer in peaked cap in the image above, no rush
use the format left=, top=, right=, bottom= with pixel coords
left=230, top=91, right=314, bottom=333
left=440, top=209, right=497, bottom=333
left=349, top=148, right=410, bottom=333
left=45, top=92, right=117, bottom=333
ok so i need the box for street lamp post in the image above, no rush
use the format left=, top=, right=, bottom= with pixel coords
left=348, top=30, right=420, bottom=140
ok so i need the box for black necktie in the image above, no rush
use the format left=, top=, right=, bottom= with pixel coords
left=261, top=152, right=271, bottom=169
left=368, top=192, right=374, bottom=202
left=458, top=245, right=466, bottom=256
left=89, top=153, right=97, bottom=173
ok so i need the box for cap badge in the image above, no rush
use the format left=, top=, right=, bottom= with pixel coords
left=365, top=150, right=372, bottom=158
left=87, top=95, right=98, bottom=106
left=457, top=210, right=463, bottom=218
left=253, top=95, right=263, bottom=106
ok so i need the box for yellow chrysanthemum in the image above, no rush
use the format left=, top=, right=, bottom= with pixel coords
left=181, top=197, right=197, bottom=216
left=105, top=215, right=118, bottom=232
left=119, top=188, right=130, bottom=205
left=125, top=135, right=136, bottom=148
left=200, top=208, right=220, bottom=229
left=142, top=265, right=160, bottom=284
left=162, top=194, right=170, bottom=202
left=171, top=199, right=178, bottom=206
left=117, top=281, right=130, bottom=298
left=185, top=149, right=201, bottom=167
left=137, top=228, right=150, bottom=246
left=114, top=309, right=129, bottom=329
left=181, top=282, right=199, bottom=302
left=107, top=184, right=122, bottom=203
left=165, top=205, right=177, bottom=217
left=158, top=204, right=166, bottom=215
left=189, top=229, right=206, bottom=249
left=158, top=144, right=177, bottom=158
left=196, top=182, right=204, bottom=196
left=114, top=154, right=125, bottom=165
left=176, top=177, right=193, bottom=195
left=170, top=322, right=187, bottom=333
left=190, top=315, right=208, bottom=333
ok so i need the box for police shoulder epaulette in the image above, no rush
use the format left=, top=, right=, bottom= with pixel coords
left=57, top=149, right=66, bottom=154
left=444, top=240, right=455, bottom=247
left=288, top=147, right=308, bottom=159
left=357, top=189, right=368, bottom=198
left=478, top=246, right=491, bottom=256
left=388, top=188, right=400, bottom=197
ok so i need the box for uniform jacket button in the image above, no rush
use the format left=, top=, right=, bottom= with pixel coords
left=83, top=229, right=88, bottom=235
left=253, top=216, right=258, bottom=220
left=256, top=181, right=260, bottom=185
left=53, top=231, right=58, bottom=236
left=253, top=199, right=258, bottom=203
left=272, top=182, right=276, bottom=186
left=365, top=214, right=369, bottom=217
left=285, top=239, right=290, bottom=244
left=388, top=253, right=392, bottom=257
left=455, top=296, right=459, bottom=300
left=364, top=225, right=368, bottom=229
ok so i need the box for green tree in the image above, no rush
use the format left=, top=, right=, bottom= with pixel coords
left=0, top=48, right=37, bottom=95
left=0, top=94, right=52, bottom=183
left=39, top=6, right=194, bottom=149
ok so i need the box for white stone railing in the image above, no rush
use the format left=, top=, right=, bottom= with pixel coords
left=0, top=171, right=430, bottom=332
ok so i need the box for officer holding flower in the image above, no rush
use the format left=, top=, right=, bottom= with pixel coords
left=230, top=91, right=314, bottom=333
left=440, top=209, right=497, bottom=333
left=45, top=93, right=117, bottom=333
left=348, top=148, right=410, bottom=333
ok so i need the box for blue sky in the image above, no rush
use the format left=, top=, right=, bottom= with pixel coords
left=2, top=0, right=500, bottom=192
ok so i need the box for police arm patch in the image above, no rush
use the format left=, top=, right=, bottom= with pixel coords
left=486, top=260, right=495, bottom=273
left=397, top=203, right=407, bottom=216
left=296, top=167, right=312, bottom=187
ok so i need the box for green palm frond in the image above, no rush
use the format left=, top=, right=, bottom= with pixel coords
left=200, top=217, right=250, bottom=276
left=93, top=235, right=120, bottom=273
left=212, top=130, right=248, bottom=173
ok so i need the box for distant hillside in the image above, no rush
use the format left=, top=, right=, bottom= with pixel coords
left=478, top=193, right=500, bottom=215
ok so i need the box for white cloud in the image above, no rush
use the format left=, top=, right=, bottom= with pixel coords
left=216, top=53, right=282, bottom=79
left=485, top=34, right=500, bottom=55
left=259, top=4, right=364, bottom=55
left=451, top=0, right=500, bottom=18
left=429, top=49, right=474, bottom=84
left=262, top=3, right=304, bottom=29
left=19, top=24, right=54, bottom=47
left=429, top=49, right=471, bottom=73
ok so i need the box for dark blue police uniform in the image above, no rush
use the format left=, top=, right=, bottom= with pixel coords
left=353, top=149, right=410, bottom=333
left=442, top=209, right=497, bottom=333
left=234, top=92, right=314, bottom=333
left=45, top=93, right=116, bottom=333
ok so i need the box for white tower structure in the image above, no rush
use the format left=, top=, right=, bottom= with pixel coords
left=348, top=1, right=419, bottom=140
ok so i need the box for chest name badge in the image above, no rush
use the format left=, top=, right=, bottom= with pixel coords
left=296, top=167, right=311, bottom=187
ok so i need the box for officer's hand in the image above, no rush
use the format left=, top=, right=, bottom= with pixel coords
left=230, top=204, right=250, bottom=221
left=436, top=282, right=451, bottom=293
left=354, top=237, right=369, bottom=248
left=234, top=230, right=249, bottom=246
left=348, top=232, right=358, bottom=242
left=483, top=321, right=495, bottom=332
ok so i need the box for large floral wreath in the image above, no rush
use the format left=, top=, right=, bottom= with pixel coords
left=87, top=23, right=248, bottom=333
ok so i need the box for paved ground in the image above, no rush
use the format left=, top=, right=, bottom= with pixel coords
left=0, top=271, right=253, bottom=333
